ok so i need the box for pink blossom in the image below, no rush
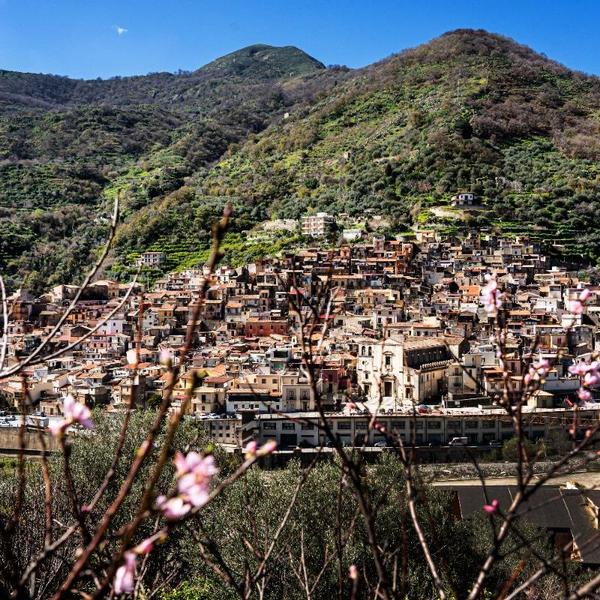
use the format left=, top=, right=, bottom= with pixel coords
left=160, top=452, right=220, bottom=515
left=159, top=348, right=173, bottom=366
left=525, top=359, right=550, bottom=386
left=569, top=359, right=599, bottom=404
left=256, top=440, right=278, bottom=456
left=577, top=388, right=592, bottom=402
left=244, top=440, right=258, bottom=459
left=49, top=422, right=63, bottom=436
left=173, top=451, right=217, bottom=478
left=348, top=564, right=358, bottom=580
left=50, top=394, right=94, bottom=437
left=484, top=273, right=497, bottom=291
left=568, top=287, right=591, bottom=315
left=177, top=472, right=210, bottom=508
left=113, top=552, right=136, bottom=595
left=569, top=362, right=591, bottom=376
left=481, top=274, right=503, bottom=314
left=113, top=534, right=157, bottom=594
left=134, top=537, right=154, bottom=555
left=158, top=496, right=191, bottom=520
left=483, top=499, right=499, bottom=514
left=174, top=453, right=218, bottom=509
left=569, top=300, right=584, bottom=315
left=244, top=440, right=278, bottom=460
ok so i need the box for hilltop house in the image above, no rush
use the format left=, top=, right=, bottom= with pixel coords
left=451, top=192, right=478, bottom=207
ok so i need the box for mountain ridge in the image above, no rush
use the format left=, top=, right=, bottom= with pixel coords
left=0, top=44, right=325, bottom=111
left=1, top=29, right=599, bottom=292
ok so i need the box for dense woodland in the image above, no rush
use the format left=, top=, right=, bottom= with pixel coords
left=0, top=412, right=581, bottom=599
left=1, top=30, right=600, bottom=292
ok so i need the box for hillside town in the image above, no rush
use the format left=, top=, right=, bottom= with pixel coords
left=2, top=224, right=599, bottom=454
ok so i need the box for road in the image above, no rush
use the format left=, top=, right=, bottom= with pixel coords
left=433, top=471, right=600, bottom=489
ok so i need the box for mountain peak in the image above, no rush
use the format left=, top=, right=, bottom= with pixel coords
left=197, top=44, right=325, bottom=79
left=197, top=44, right=326, bottom=79
left=397, top=28, right=575, bottom=75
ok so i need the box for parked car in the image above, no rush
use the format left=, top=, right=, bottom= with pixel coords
left=449, top=436, right=468, bottom=446
left=298, top=440, right=315, bottom=449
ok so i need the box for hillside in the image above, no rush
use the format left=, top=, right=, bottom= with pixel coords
left=0, top=45, right=333, bottom=291
left=193, top=30, right=600, bottom=254
left=2, top=30, right=600, bottom=292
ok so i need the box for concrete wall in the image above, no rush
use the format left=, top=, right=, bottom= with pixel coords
left=0, top=428, right=59, bottom=454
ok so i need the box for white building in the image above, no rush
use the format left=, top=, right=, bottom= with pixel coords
left=249, top=405, right=599, bottom=448
left=136, top=252, right=166, bottom=267
left=302, top=213, right=335, bottom=237
left=342, top=229, right=363, bottom=242
left=356, top=335, right=454, bottom=411
left=451, top=192, right=478, bottom=207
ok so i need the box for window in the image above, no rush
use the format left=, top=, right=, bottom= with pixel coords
left=337, top=422, right=351, bottom=430
left=391, top=421, right=406, bottom=429
left=482, top=420, right=496, bottom=430
left=384, top=354, right=392, bottom=368
left=428, top=421, right=441, bottom=429
left=301, top=423, right=314, bottom=430
left=465, top=421, right=479, bottom=430
left=263, top=423, right=276, bottom=430
left=282, top=423, right=295, bottom=431
left=355, top=421, right=367, bottom=430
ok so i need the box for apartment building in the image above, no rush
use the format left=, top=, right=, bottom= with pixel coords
left=301, top=213, right=335, bottom=237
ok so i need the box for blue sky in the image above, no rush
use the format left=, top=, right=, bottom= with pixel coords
left=1, top=0, right=599, bottom=79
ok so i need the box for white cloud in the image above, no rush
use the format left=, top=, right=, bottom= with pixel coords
left=115, top=26, right=128, bottom=36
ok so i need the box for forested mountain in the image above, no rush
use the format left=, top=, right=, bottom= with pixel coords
left=1, top=30, right=600, bottom=292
